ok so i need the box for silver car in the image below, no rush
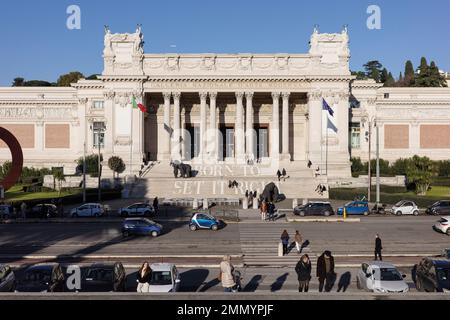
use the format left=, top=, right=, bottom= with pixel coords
left=70, top=203, right=105, bottom=218
left=0, top=265, right=16, bottom=292
left=147, top=263, right=181, bottom=293
left=390, top=200, right=420, bottom=216
left=356, top=262, right=409, bottom=293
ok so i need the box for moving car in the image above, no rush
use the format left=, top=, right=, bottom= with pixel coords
left=426, top=201, right=450, bottom=216
left=122, top=218, right=163, bottom=237
left=0, top=204, right=14, bottom=219
left=80, top=262, right=126, bottom=292
left=70, top=203, right=105, bottom=218
left=293, top=202, right=335, bottom=217
left=356, top=262, right=409, bottom=293
left=15, top=263, right=65, bottom=292
left=0, top=265, right=16, bottom=292
left=390, top=200, right=420, bottom=216
left=119, top=203, right=154, bottom=217
left=148, top=263, right=181, bottom=293
left=30, top=204, right=58, bottom=219
left=189, top=213, right=221, bottom=231
left=413, top=258, right=450, bottom=293
left=337, top=201, right=370, bottom=216
left=433, top=216, right=450, bottom=235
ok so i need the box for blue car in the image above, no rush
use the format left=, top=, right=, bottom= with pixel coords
left=189, top=213, right=220, bottom=231
left=122, top=218, right=163, bottom=237
left=337, top=201, right=370, bottom=216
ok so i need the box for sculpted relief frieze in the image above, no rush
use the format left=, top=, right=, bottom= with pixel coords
left=145, top=80, right=310, bottom=91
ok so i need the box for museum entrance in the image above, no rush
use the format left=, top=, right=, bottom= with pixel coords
left=185, top=124, right=200, bottom=160
left=218, top=125, right=235, bottom=161
left=255, top=125, right=269, bottom=159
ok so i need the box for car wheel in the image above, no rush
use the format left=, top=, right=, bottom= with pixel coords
left=413, top=210, right=419, bottom=216
left=151, top=231, right=158, bottom=237
left=323, top=211, right=330, bottom=217
left=299, top=211, right=305, bottom=217
left=189, top=224, right=197, bottom=231
left=396, top=211, right=402, bottom=216
left=211, top=224, right=219, bottom=231
left=363, top=211, right=369, bottom=216
left=446, top=228, right=450, bottom=236
left=123, top=231, right=130, bottom=238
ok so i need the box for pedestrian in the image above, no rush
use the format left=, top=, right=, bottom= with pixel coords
left=317, top=250, right=336, bottom=292
left=315, top=167, right=320, bottom=177
left=282, top=168, right=287, bottom=181
left=277, top=170, right=282, bottom=182
left=260, top=200, right=268, bottom=221
left=280, top=230, right=290, bottom=255
left=219, top=255, right=236, bottom=292
left=253, top=190, right=257, bottom=199
left=136, top=262, right=152, bottom=293
left=20, top=202, right=27, bottom=219
left=294, top=230, right=303, bottom=254
left=375, top=234, right=383, bottom=261
left=295, top=254, right=312, bottom=292
left=248, top=191, right=253, bottom=206
left=307, top=160, right=312, bottom=169
left=245, top=190, right=249, bottom=198
left=153, top=197, right=159, bottom=215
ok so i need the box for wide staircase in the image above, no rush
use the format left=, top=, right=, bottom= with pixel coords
left=131, top=161, right=329, bottom=200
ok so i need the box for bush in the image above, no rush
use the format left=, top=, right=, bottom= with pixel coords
left=108, top=156, right=126, bottom=178
left=77, top=154, right=103, bottom=176
left=365, top=159, right=391, bottom=176
left=436, top=160, right=450, bottom=177
left=351, top=157, right=365, bottom=176
left=390, top=158, right=410, bottom=176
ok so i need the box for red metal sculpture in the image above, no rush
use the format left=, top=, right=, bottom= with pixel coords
left=0, top=127, right=24, bottom=191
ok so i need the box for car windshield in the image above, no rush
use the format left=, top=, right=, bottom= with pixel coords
left=379, top=268, right=403, bottom=281
left=394, top=201, right=405, bottom=207
left=344, top=202, right=352, bottom=207
left=24, top=270, right=52, bottom=283
left=85, top=268, right=113, bottom=282
left=436, top=268, right=450, bottom=284
left=150, top=271, right=172, bottom=285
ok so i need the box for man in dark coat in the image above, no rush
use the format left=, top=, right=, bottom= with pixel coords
left=316, top=250, right=336, bottom=292
left=375, top=234, right=383, bottom=261
left=173, top=164, right=179, bottom=178
left=276, top=170, right=282, bottom=182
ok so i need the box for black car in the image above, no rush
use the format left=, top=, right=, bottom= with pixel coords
left=413, top=258, right=450, bottom=293
left=294, top=202, right=335, bottom=217
left=29, top=204, right=58, bottom=219
left=15, top=263, right=65, bottom=292
left=426, top=201, right=450, bottom=216
left=80, top=263, right=126, bottom=292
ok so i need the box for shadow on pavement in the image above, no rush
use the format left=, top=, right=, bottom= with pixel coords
left=179, top=269, right=210, bottom=292
left=270, top=272, right=289, bottom=292
left=242, top=275, right=263, bottom=292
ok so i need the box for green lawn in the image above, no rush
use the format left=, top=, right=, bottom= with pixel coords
left=4, top=185, right=81, bottom=202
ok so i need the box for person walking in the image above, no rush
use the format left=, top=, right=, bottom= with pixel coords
left=375, top=234, right=383, bottom=261
left=219, top=255, right=236, bottom=292
left=136, top=262, right=152, bottom=293
left=153, top=197, right=159, bottom=215
left=317, top=250, right=336, bottom=292
left=280, top=230, right=290, bottom=256
left=282, top=168, right=287, bottom=181
left=294, top=230, right=303, bottom=254
left=276, top=170, right=282, bottom=182
left=260, top=200, right=268, bottom=221
left=295, top=254, right=312, bottom=292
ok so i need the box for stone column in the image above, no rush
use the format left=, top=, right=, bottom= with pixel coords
left=271, top=92, right=280, bottom=160
left=307, top=91, right=322, bottom=166
left=281, top=92, right=291, bottom=161
left=200, top=92, right=208, bottom=161
left=103, top=92, right=115, bottom=155
left=162, top=92, right=172, bottom=160
left=172, top=92, right=181, bottom=161
left=209, top=92, right=218, bottom=161
left=337, top=92, right=350, bottom=155
left=245, top=92, right=254, bottom=161
left=235, top=92, right=245, bottom=162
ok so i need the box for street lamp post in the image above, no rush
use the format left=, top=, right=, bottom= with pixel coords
left=367, top=120, right=372, bottom=203
left=375, top=121, right=381, bottom=205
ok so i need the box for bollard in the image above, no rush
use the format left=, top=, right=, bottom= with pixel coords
left=193, top=199, right=199, bottom=210
left=344, top=206, right=347, bottom=219
left=203, top=198, right=208, bottom=210
left=292, top=199, right=298, bottom=209
left=243, top=198, right=249, bottom=210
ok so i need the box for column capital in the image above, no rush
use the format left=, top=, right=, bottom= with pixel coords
left=209, top=92, right=218, bottom=100
left=163, top=92, right=172, bottom=100
left=307, top=91, right=322, bottom=101
left=281, top=92, right=291, bottom=100
left=199, top=92, right=208, bottom=101
left=271, top=92, right=281, bottom=100
left=172, top=92, right=181, bottom=100
left=235, top=91, right=245, bottom=100
left=245, top=92, right=254, bottom=100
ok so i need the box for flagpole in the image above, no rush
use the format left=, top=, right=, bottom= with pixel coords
left=320, top=100, right=323, bottom=176
left=130, top=100, right=133, bottom=176
left=326, top=122, right=329, bottom=176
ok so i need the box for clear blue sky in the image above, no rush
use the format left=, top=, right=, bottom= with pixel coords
left=0, top=0, right=449, bottom=86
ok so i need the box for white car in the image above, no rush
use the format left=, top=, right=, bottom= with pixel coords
left=148, top=263, right=181, bottom=293
left=390, top=200, right=420, bottom=216
left=119, top=203, right=154, bottom=217
left=356, top=262, right=409, bottom=293
left=70, top=203, right=105, bottom=218
left=433, top=216, right=450, bottom=235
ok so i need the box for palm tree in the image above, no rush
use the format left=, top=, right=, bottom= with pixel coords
left=53, top=170, right=66, bottom=196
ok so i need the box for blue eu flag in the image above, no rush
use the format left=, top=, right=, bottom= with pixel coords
left=322, top=99, right=334, bottom=117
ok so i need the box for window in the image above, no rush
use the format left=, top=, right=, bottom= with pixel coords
left=350, top=123, right=361, bottom=149
left=384, top=93, right=390, bottom=99
left=92, top=101, right=104, bottom=110
left=93, top=122, right=105, bottom=148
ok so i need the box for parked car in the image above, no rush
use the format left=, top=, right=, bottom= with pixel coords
left=0, top=265, right=16, bottom=292
left=30, top=204, right=58, bottom=219
left=189, top=213, right=221, bottom=231
left=337, top=201, right=370, bottom=216
left=390, top=200, right=420, bottom=216
left=122, top=218, right=163, bottom=237
left=80, top=262, right=126, bottom=292
left=293, top=202, right=335, bottom=217
left=426, top=201, right=450, bottom=216
left=70, top=203, right=105, bottom=218
left=119, top=203, right=154, bottom=217
left=356, top=261, right=409, bottom=293
left=413, top=258, right=450, bottom=293
left=433, top=216, right=450, bottom=235
left=148, top=263, right=181, bottom=293
left=15, top=263, right=65, bottom=292
left=0, top=204, right=14, bottom=219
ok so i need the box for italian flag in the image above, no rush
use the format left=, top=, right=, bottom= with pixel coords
left=132, top=97, right=148, bottom=113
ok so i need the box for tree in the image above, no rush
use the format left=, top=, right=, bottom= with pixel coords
left=405, top=155, right=434, bottom=195
left=86, top=74, right=100, bottom=80
left=380, top=68, right=389, bottom=84
left=384, top=72, right=396, bottom=87
left=77, top=154, right=103, bottom=177
left=351, top=71, right=368, bottom=80
left=108, top=156, right=126, bottom=178
left=12, top=77, right=25, bottom=87
left=363, top=60, right=383, bottom=82
left=24, top=80, right=54, bottom=87
left=404, top=60, right=415, bottom=86
left=56, top=71, right=84, bottom=87
left=0, top=161, right=12, bottom=179
left=429, top=61, right=448, bottom=87
left=415, top=57, right=430, bottom=87
left=52, top=170, right=66, bottom=196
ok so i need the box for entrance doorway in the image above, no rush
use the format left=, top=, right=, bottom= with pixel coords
left=185, top=125, right=200, bottom=160
left=219, top=125, right=235, bottom=161
left=255, top=125, right=269, bottom=159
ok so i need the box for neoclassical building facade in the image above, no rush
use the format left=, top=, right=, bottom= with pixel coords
left=1, top=27, right=450, bottom=179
